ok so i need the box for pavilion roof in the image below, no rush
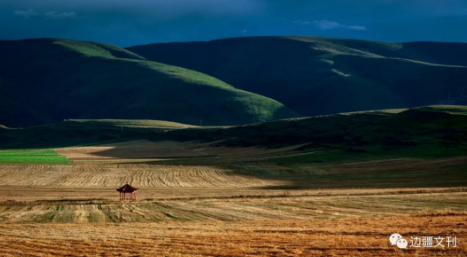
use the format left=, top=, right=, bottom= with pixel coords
left=116, top=183, right=138, bottom=193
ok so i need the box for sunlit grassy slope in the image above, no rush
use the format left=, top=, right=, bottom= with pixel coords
left=0, top=39, right=298, bottom=127
left=65, top=119, right=199, bottom=129
left=128, top=36, right=467, bottom=117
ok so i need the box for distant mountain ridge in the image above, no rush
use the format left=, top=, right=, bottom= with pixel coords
left=0, top=38, right=298, bottom=127
left=2, top=36, right=467, bottom=128
left=127, top=36, right=467, bottom=117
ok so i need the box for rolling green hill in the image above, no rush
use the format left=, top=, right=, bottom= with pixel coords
left=127, top=36, right=467, bottom=117
left=0, top=119, right=197, bottom=148
left=1, top=106, right=466, bottom=164
left=0, top=38, right=298, bottom=127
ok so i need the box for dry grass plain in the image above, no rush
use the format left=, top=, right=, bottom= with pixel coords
left=0, top=140, right=466, bottom=256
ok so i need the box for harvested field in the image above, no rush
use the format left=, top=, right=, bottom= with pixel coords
left=0, top=164, right=277, bottom=188
left=56, top=140, right=303, bottom=162
left=0, top=157, right=465, bottom=191
left=0, top=140, right=466, bottom=256
left=0, top=215, right=464, bottom=256
left=0, top=190, right=466, bottom=223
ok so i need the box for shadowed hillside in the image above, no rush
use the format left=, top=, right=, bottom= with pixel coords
left=157, top=105, right=467, bottom=161
left=1, top=105, right=467, bottom=163
left=0, top=39, right=298, bottom=127
left=128, top=36, right=467, bottom=116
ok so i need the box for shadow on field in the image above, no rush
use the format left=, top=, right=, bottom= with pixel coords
left=87, top=141, right=467, bottom=190
left=251, top=156, right=467, bottom=190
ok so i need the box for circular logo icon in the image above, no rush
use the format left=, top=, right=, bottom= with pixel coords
left=396, top=238, right=408, bottom=249
left=389, top=233, right=403, bottom=245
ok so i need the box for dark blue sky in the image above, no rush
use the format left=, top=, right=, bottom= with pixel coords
left=1, top=0, right=467, bottom=47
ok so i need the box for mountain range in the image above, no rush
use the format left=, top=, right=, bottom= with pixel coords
left=128, top=36, right=467, bottom=117
left=1, top=36, right=467, bottom=127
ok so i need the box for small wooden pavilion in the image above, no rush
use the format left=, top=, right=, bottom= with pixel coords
left=117, top=183, right=138, bottom=201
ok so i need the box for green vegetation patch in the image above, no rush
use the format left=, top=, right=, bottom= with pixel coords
left=0, top=150, right=69, bottom=164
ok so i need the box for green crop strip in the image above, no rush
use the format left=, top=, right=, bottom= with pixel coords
left=0, top=150, right=70, bottom=164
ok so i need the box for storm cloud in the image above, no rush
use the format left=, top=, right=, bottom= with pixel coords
left=1, top=0, right=466, bottom=46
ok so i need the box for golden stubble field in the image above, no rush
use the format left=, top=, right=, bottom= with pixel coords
left=0, top=215, right=465, bottom=256
left=0, top=140, right=465, bottom=256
